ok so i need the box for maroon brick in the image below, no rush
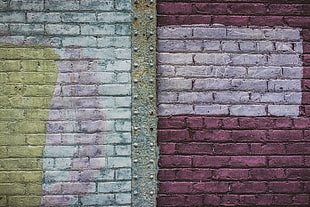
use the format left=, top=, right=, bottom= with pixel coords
left=268, top=156, right=304, bottom=167
left=192, top=156, right=230, bottom=167
left=193, top=182, right=229, bottom=193
left=221, top=117, right=239, bottom=129
left=213, top=15, right=249, bottom=26
left=304, top=42, right=310, bottom=53
left=286, top=143, right=310, bottom=154
left=213, top=169, right=249, bottom=180
left=293, top=194, right=310, bottom=205
left=182, top=195, right=204, bottom=206
left=158, top=169, right=176, bottom=181
left=193, top=3, right=228, bottom=14
left=305, top=106, right=310, bottom=116
left=177, top=143, right=213, bottom=155
left=158, top=15, right=212, bottom=26
left=303, top=54, right=310, bottom=66
left=230, top=156, right=266, bottom=167
left=268, top=130, right=303, bottom=141
left=251, top=143, right=286, bottom=155
left=250, top=168, right=286, bottom=180
left=305, top=130, right=310, bottom=140
left=213, top=143, right=249, bottom=155
left=186, top=117, right=203, bottom=129
left=286, top=17, right=310, bottom=27
left=293, top=117, right=310, bottom=128
left=272, top=117, right=293, bottom=128
left=204, top=117, right=222, bottom=128
left=159, top=143, right=176, bottom=154
left=231, top=181, right=267, bottom=193
left=304, top=155, right=310, bottom=167
left=231, top=130, right=267, bottom=142
left=303, top=29, right=310, bottom=41
left=249, top=16, right=285, bottom=26
left=157, top=195, right=185, bottom=206
left=228, top=3, right=267, bottom=15
left=239, top=117, right=273, bottom=129
left=302, top=92, right=310, bottom=104
left=158, top=3, right=192, bottom=15
left=158, top=116, right=186, bottom=129
left=304, top=67, right=310, bottom=78
left=159, top=182, right=192, bottom=194
left=192, top=129, right=231, bottom=142
left=221, top=195, right=240, bottom=206
left=158, top=129, right=190, bottom=142
left=175, top=168, right=213, bottom=181
left=286, top=168, right=310, bottom=180
left=304, top=181, right=310, bottom=192
left=203, top=194, right=221, bottom=206
left=159, top=155, right=192, bottom=168
left=240, top=194, right=273, bottom=205
left=268, top=4, right=305, bottom=15
left=273, top=194, right=293, bottom=205
left=269, top=182, right=303, bottom=193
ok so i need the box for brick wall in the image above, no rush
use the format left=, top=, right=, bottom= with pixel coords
left=157, top=0, right=310, bottom=206
left=0, top=0, right=132, bottom=206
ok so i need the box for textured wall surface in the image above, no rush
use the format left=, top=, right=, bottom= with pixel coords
left=0, top=0, right=132, bottom=206
left=157, top=0, right=310, bottom=206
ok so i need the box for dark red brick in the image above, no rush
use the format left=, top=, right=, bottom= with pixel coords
left=204, top=117, right=222, bottom=128
left=268, top=130, right=303, bottom=141
left=286, top=143, right=310, bottom=154
left=251, top=143, right=286, bottom=155
left=231, top=181, right=267, bottom=193
left=303, top=54, right=310, bottom=66
left=158, top=3, right=192, bottom=15
left=273, top=194, right=293, bottom=205
left=231, top=130, right=267, bottom=142
left=157, top=195, right=185, bottom=206
left=303, top=29, right=310, bottom=41
left=249, top=16, right=285, bottom=26
left=158, top=169, right=176, bottom=181
left=221, top=117, right=239, bottom=129
left=269, top=156, right=304, bottom=167
left=221, top=195, right=240, bottom=206
left=177, top=143, right=213, bottom=154
left=203, top=194, right=221, bottom=206
left=228, top=3, right=267, bottom=15
left=239, top=117, right=273, bottom=129
left=304, top=42, right=310, bottom=53
left=193, top=3, right=228, bottom=14
left=159, top=155, right=192, bottom=168
left=250, top=168, right=286, bottom=180
left=159, top=182, right=192, bottom=194
left=213, top=15, right=249, bottom=26
left=272, top=117, right=293, bottom=128
left=158, top=129, right=190, bottom=142
left=293, top=117, right=310, bottom=128
left=269, top=182, right=303, bottom=193
left=286, top=168, right=310, bottom=180
left=304, top=67, right=310, bottom=79
left=293, top=194, right=310, bottom=205
left=192, top=156, right=230, bottom=167
left=302, top=92, right=310, bottom=104
left=158, top=116, right=186, bottom=129
left=158, top=15, right=212, bottom=26
left=175, top=168, right=213, bottom=181
left=304, top=181, right=310, bottom=192
left=213, top=143, right=249, bottom=155
left=286, top=17, right=310, bottom=28
left=192, top=129, right=231, bottom=142
left=159, top=143, right=176, bottom=154
left=186, top=117, right=203, bottom=129
left=213, top=169, right=249, bottom=180
left=240, top=194, right=273, bottom=205
left=193, top=182, right=229, bottom=193
left=268, top=4, right=305, bottom=15
left=230, top=156, right=266, bottom=167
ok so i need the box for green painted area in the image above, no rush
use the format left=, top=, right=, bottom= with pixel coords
left=0, top=43, right=59, bottom=207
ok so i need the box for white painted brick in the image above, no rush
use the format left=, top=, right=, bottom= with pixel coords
left=231, top=54, right=266, bottom=66
left=194, top=53, right=231, bottom=65
left=117, top=72, right=130, bottom=83
left=158, top=40, right=203, bottom=52
left=194, top=78, right=231, bottom=90
left=230, top=105, right=266, bottom=116
left=98, top=84, right=131, bottom=95
left=116, top=193, right=131, bottom=204
left=79, top=72, right=116, bottom=84
left=193, top=27, right=226, bottom=39
left=194, top=104, right=229, bottom=115
left=158, top=104, right=194, bottom=116
left=203, top=40, right=221, bottom=51
left=115, top=145, right=131, bottom=156
left=158, top=65, right=175, bottom=77
left=115, top=0, right=132, bottom=11
left=231, top=79, right=267, bottom=92
left=239, top=41, right=256, bottom=51
left=97, top=12, right=131, bottom=23
left=268, top=54, right=301, bottom=66
left=264, top=28, right=301, bottom=41
left=257, top=41, right=275, bottom=52
left=247, top=66, right=282, bottom=79
left=159, top=78, right=192, bottom=91
left=214, top=92, right=249, bottom=103
left=115, top=48, right=131, bottom=59
left=115, top=97, right=131, bottom=107
left=44, top=146, right=77, bottom=157
left=116, top=168, right=131, bottom=180
left=115, top=24, right=130, bottom=36
left=212, top=66, right=247, bottom=78
left=107, top=157, right=131, bottom=168
left=251, top=93, right=285, bottom=104
left=268, top=105, right=300, bottom=117
left=175, top=66, right=212, bottom=77
left=227, top=28, right=264, bottom=39
left=221, top=41, right=239, bottom=52
left=284, top=92, right=302, bottom=104
left=157, top=26, right=193, bottom=39
left=158, top=92, right=178, bottom=103
left=158, top=53, right=193, bottom=65
left=179, top=92, right=213, bottom=103
left=268, top=80, right=301, bottom=92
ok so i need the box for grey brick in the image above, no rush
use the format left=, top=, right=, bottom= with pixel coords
left=193, top=27, right=226, bottom=39
left=115, top=120, right=131, bottom=132
left=80, top=120, right=111, bottom=133
left=203, top=40, right=221, bottom=51
left=9, top=0, right=43, bottom=11
left=231, top=54, right=266, bottom=66
left=158, top=53, right=193, bottom=65
left=45, top=0, right=79, bottom=11
left=10, top=24, right=44, bottom=35
left=115, top=0, right=132, bottom=11
left=158, top=104, right=194, bottom=116
left=0, top=12, right=25, bottom=22
left=115, top=145, right=131, bottom=156
left=221, top=41, right=239, bottom=52
left=268, top=80, right=301, bottom=92
left=116, top=168, right=131, bottom=180
left=79, top=72, right=115, bottom=84
left=61, top=85, right=97, bottom=96
left=80, top=0, right=114, bottom=11
left=117, top=72, right=130, bottom=83
left=239, top=41, right=256, bottom=51
left=27, top=12, right=61, bottom=23
left=115, top=48, right=131, bottom=59
left=41, top=195, right=78, bottom=206
left=62, top=36, right=97, bottom=47
left=44, top=171, right=79, bottom=182
left=106, top=60, right=131, bottom=72
left=157, top=26, right=193, bottom=39
left=98, top=181, right=131, bottom=193
left=45, top=24, right=80, bottom=35
left=264, top=28, right=301, bottom=41
left=251, top=93, right=285, bottom=104
left=82, top=48, right=116, bottom=59
left=97, top=36, right=131, bottom=48
left=230, top=105, right=266, bottom=116
left=54, top=158, right=72, bottom=170
left=247, top=66, right=282, bottom=79
left=0, top=23, right=9, bottom=34
left=115, top=24, right=131, bottom=35
left=212, top=66, right=247, bottom=78
left=268, top=105, right=300, bottom=117
left=107, top=157, right=131, bottom=168
left=267, top=54, right=301, bottom=66
left=175, top=66, right=212, bottom=77
left=194, top=53, right=230, bottom=65
left=158, top=40, right=203, bottom=52
left=178, top=92, right=213, bottom=103
left=293, top=42, right=303, bottom=53
left=159, top=78, right=192, bottom=91
left=284, top=92, right=302, bottom=104
left=98, top=12, right=131, bottom=23
left=227, top=28, right=264, bottom=39
left=0, top=1, right=8, bottom=11
left=275, top=42, right=294, bottom=53
left=81, top=24, right=115, bottom=35
left=115, top=97, right=131, bottom=107
left=194, top=78, right=231, bottom=90
left=98, top=84, right=131, bottom=95
left=158, top=92, right=178, bottom=103
left=116, top=193, right=131, bottom=204
left=194, top=104, right=229, bottom=115
left=62, top=13, right=96, bottom=23
left=158, top=65, right=175, bottom=77
left=43, top=158, right=54, bottom=170
left=214, top=91, right=249, bottom=104
left=231, top=79, right=267, bottom=92
left=257, top=41, right=274, bottom=52
left=44, top=146, right=77, bottom=157
left=80, top=194, right=115, bottom=206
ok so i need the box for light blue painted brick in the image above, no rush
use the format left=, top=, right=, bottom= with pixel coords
left=98, top=12, right=131, bottom=23
left=83, top=48, right=116, bottom=59
left=9, top=0, right=44, bottom=11
left=25, top=36, right=62, bottom=47
left=116, top=168, right=131, bottom=180
left=116, top=193, right=131, bottom=205
left=54, top=158, right=72, bottom=170
left=115, top=145, right=131, bottom=156
left=43, top=158, right=55, bottom=170
left=27, top=13, right=61, bottom=23
left=107, top=157, right=131, bottom=168
left=80, top=0, right=114, bottom=11
left=106, top=60, right=131, bottom=72
left=44, top=171, right=79, bottom=182
left=115, top=120, right=131, bottom=132
left=117, top=72, right=131, bottom=83
left=115, top=0, right=132, bottom=11
left=45, top=24, right=80, bottom=35
left=0, top=1, right=8, bottom=11
left=115, top=24, right=131, bottom=35
left=10, top=24, right=44, bottom=35
left=0, top=23, right=9, bottom=34
left=97, top=36, right=131, bottom=48
left=105, top=109, right=131, bottom=119
left=80, top=194, right=115, bottom=206
left=81, top=24, right=115, bottom=35
left=115, top=97, right=131, bottom=108
left=44, top=146, right=78, bottom=157
left=115, top=48, right=131, bottom=59
left=0, top=12, right=25, bottom=22
left=98, top=181, right=131, bottom=193
left=98, top=84, right=131, bottom=96
left=44, top=0, right=79, bottom=11
left=105, top=133, right=130, bottom=144
left=79, top=72, right=116, bottom=84
left=62, top=13, right=97, bottom=23
left=268, top=105, right=300, bottom=117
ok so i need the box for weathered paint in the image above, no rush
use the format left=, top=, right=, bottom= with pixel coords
left=0, top=43, right=59, bottom=207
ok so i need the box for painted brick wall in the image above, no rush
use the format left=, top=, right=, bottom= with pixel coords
left=0, top=0, right=132, bottom=206
left=157, top=0, right=310, bottom=206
